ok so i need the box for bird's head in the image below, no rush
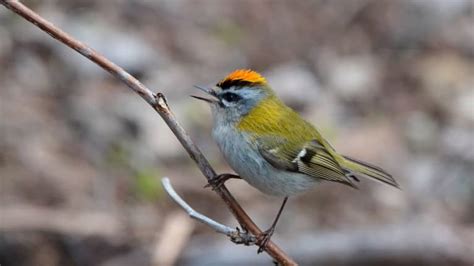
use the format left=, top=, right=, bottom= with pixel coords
left=193, top=69, right=275, bottom=123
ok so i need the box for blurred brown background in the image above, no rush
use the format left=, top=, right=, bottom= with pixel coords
left=1, top=0, right=473, bottom=265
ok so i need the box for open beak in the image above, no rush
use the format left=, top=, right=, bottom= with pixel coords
left=191, top=85, right=219, bottom=104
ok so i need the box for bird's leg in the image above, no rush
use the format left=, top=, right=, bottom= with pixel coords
left=204, top=173, right=241, bottom=190
left=257, top=197, right=289, bottom=253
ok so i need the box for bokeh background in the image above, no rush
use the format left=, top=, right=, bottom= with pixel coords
left=1, top=0, right=473, bottom=265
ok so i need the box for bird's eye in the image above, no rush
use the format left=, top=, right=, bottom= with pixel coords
left=221, top=92, right=241, bottom=102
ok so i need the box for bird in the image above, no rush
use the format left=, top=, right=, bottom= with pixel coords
left=192, top=69, right=399, bottom=253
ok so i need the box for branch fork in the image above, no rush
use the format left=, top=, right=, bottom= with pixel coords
left=161, top=178, right=256, bottom=246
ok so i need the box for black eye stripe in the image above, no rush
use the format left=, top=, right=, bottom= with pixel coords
left=221, top=92, right=241, bottom=102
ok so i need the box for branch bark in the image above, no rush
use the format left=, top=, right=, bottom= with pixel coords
left=0, top=0, right=297, bottom=264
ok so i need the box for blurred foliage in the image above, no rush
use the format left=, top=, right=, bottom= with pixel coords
left=133, top=168, right=163, bottom=202
left=106, top=142, right=131, bottom=168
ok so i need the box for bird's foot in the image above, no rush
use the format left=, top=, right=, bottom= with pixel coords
left=256, top=227, right=275, bottom=253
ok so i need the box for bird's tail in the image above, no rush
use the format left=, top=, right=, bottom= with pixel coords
left=341, top=155, right=399, bottom=188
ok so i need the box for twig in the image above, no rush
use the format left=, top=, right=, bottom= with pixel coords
left=0, top=1, right=297, bottom=264
left=161, top=178, right=256, bottom=245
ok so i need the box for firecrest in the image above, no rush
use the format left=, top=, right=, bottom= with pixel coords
left=192, top=69, right=398, bottom=252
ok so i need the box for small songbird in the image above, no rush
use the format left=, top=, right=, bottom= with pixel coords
left=192, top=69, right=399, bottom=252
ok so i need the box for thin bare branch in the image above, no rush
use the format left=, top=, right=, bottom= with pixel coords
left=161, top=178, right=257, bottom=245
left=0, top=0, right=296, bottom=264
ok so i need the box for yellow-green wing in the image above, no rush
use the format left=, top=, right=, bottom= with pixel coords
left=257, top=137, right=357, bottom=188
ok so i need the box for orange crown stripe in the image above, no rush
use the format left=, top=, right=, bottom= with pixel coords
left=220, top=69, right=267, bottom=85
